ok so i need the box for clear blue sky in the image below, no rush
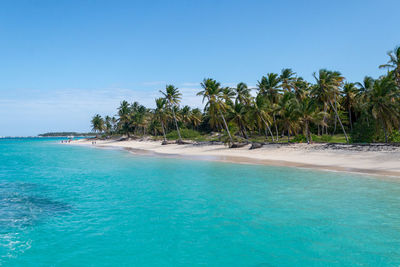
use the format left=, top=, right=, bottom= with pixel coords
left=0, top=0, right=399, bottom=136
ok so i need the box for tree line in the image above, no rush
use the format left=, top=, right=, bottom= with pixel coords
left=91, top=46, right=400, bottom=144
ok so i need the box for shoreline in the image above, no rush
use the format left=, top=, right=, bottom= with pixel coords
left=68, top=139, right=400, bottom=178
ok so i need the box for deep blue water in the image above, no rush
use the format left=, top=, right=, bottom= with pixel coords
left=0, top=138, right=399, bottom=266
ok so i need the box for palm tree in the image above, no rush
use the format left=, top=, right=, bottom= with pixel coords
left=134, top=104, right=149, bottom=135
left=313, top=69, right=349, bottom=142
left=278, top=92, right=298, bottom=141
left=221, top=86, right=235, bottom=107
left=280, top=68, right=296, bottom=92
left=154, top=98, right=168, bottom=141
left=292, top=77, right=309, bottom=101
left=342, top=82, right=357, bottom=131
left=231, top=102, right=249, bottom=139
left=292, top=98, right=326, bottom=143
left=91, top=114, right=104, bottom=137
left=104, top=115, right=113, bottom=134
left=258, top=73, right=281, bottom=100
left=190, top=108, right=203, bottom=130
left=234, top=82, right=251, bottom=105
left=180, top=105, right=192, bottom=127
left=118, top=100, right=131, bottom=137
left=111, top=116, right=118, bottom=133
left=160, top=85, right=183, bottom=142
left=356, top=76, right=375, bottom=95
left=197, top=78, right=234, bottom=145
left=258, top=73, right=281, bottom=139
left=367, top=76, right=399, bottom=142
left=355, top=76, right=375, bottom=124
left=250, top=93, right=275, bottom=141
left=379, top=46, right=400, bottom=88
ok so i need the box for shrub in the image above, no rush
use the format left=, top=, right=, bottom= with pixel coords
left=320, top=134, right=333, bottom=142
left=166, top=129, right=201, bottom=140
left=310, top=134, right=338, bottom=143
left=388, top=130, right=400, bottom=143
left=291, top=134, right=307, bottom=143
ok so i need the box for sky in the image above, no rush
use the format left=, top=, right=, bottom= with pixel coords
left=0, top=0, right=399, bottom=136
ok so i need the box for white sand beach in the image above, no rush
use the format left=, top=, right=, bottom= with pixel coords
left=69, top=139, right=400, bottom=177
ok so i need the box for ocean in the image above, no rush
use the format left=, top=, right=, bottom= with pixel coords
left=1, top=138, right=399, bottom=266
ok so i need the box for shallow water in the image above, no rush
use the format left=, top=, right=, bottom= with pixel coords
left=0, top=138, right=399, bottom=266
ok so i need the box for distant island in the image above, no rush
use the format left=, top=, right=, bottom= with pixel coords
left=38, top=132, right=95, bottom=137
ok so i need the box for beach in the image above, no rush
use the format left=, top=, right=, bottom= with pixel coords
left=70, top=139, right=400, bottom=177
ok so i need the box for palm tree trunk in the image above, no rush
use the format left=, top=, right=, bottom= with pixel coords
left=305, top=121, right=310, bottom=143
left=396, top=68, right=400, bottom=89
left=241, top=123, right=249, bottom=139
left=348, top=105, right=353, bottom=132
left=171, top=107, right=182, bottom=141
left=161, top=120, right=167, bottom=141
left=323, top=104, right=327, bottom=135
left=219, top=109, right=233, bottom=144
left=333, top=98, right=337, bottom=135
left=242, top=127, right=248, bottom=139
left=330, top=101, right=349, bottom=143
left=381, top=121, right=388, bottom=143
left=273, top=114, right=279, bottom=141
left=260, top=115, right=274, bottom=141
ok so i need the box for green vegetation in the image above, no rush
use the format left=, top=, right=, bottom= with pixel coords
left=166, top=129, right=201, bottom=140
left=91, top=45, right=400, bottom=144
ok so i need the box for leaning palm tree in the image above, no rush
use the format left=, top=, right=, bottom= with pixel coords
left=160, top=85, right=182, bottom=142
left=379, top=46, right=400, bottom=88
left=197, top=78, right=234, bottom=145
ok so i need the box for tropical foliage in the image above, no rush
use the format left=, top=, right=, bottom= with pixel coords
left=91, top=46, right=400, bottom=144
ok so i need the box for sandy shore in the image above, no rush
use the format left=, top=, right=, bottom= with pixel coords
left=68, top=139, right=400, bottom=177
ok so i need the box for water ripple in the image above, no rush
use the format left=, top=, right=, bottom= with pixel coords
left=0, top=182, right=70, bottom=262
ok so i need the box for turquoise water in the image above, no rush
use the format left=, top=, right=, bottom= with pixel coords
left=0, top=138, right=400, bottom=266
